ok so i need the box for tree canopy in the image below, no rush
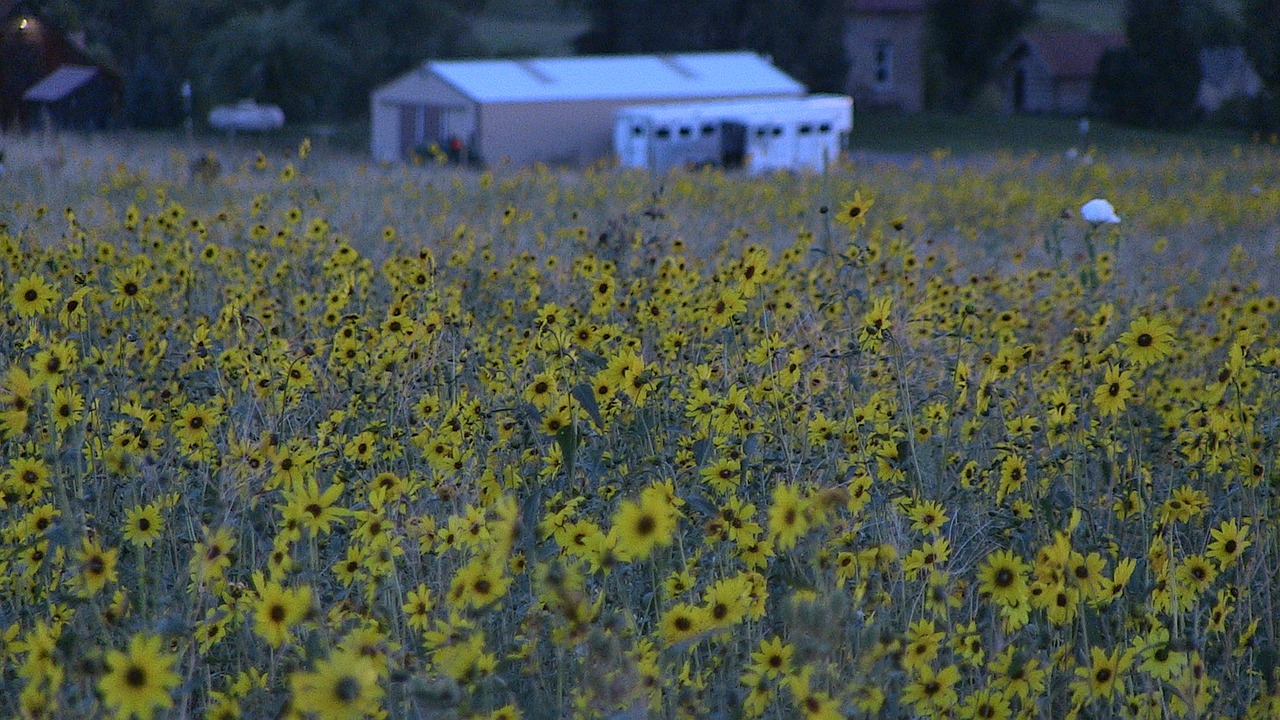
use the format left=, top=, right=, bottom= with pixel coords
left=1092, top=0, right=1203, bottom=129
left=571, top=0, right=849, bottom=94
left=29, top=0, right=1274, bottom=130
left=929, top=0, right=1036, bottom=110
left=34, top=0, right=481, bottom=126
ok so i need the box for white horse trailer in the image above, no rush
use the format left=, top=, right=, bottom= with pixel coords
left=615, top=94, right=852, bottom=174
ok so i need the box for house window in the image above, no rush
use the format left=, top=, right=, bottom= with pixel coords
left=874, top=40, right=893, bottom=89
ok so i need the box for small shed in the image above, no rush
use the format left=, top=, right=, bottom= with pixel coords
left=23, top=63, right=119, bottom=130
left=2, top=0, right=120, bottom=131
left=369, top=51, right=806, bottom=166
left=996, top=31, right=1126, bottom=115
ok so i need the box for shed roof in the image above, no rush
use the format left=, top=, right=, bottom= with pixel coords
left=1017, top=31, right=1126, bottom=80
left=22, top=64, right=98, bottom=102
left=392, top=51, right=805, bottom=104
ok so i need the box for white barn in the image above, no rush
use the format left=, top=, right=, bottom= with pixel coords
left=614, top=94, right=853, bottom=174
left=369, top=51, right=806, bottom=166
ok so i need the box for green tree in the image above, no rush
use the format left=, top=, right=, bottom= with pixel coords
left=198, top=3, right=351, bottom=121
left=1241, top=0, right=1280, bottom=88
left=40, top=0, right=240, bottom=126
left=929, top=0, right=1036, bottom=110
left=1092, top=0, right=1203, bottom=129
left=571, top=0, right=849, bottom=93
left=1239, top=0, right=1280, bottom=129
left=305, top=0, right=481, bottom=118
left=44, top=0, right=482, bottom=125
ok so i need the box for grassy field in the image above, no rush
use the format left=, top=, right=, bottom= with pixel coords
left=850, top=109, right=1257, bottom=157
left=2, top=133, right=1280, bottom=720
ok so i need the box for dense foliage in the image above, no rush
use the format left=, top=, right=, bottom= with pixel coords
left=1092, top=0, right=1204, bottom=130
left=928, top=0, right=1036, bottom=110
left=35, top=0, right=481, bottom=125
left=1239, top=0, right=1280, bottom=130
left=571, top=0, right=850, bottom=94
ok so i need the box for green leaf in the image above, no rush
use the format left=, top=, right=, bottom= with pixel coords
left=572, top=382, right=604, bottom=430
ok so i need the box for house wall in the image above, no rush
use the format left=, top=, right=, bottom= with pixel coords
left=36, top=72, right=117, bottom=130
left=998, top=56, right=1056, bottom=114
left=844, top=12, right=925, bottom=112
left=997, top=55, right=1094, bottom=116
left=1053, top=78, right=1093, bottom=116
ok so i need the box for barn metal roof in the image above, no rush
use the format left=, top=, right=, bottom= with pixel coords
left=412, top=52, right=806, bottom=104
left=23, top=64, right=98, bottom=103
left=617, top=94, right=852, bottom=124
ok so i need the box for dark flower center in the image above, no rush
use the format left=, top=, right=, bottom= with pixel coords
left=635, top=515, right=656, bottom=536
left=335, top=676, right=361, bottom=702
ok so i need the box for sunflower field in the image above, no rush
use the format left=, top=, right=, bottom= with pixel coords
left=3, top=136, right=1280, bottom=720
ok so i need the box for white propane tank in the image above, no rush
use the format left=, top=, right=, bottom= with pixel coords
left=208, top=100, right=285, bottom=132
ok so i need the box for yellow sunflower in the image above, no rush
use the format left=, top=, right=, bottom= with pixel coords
left=834, top=191, right=874, bottom=232
left=1118, top=316, right=1174, bottom=367
left=98, top=633, right=181, bottom=720
left=10, top=272, right=59, bottom=318
left=289, top=648, right=383, bottom=720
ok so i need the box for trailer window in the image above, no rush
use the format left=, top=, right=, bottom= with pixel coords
left=678, top=126, right=692, bottom=138
left=798, top=124, right=813, bottom=135
left=755, top=127, right=768, bottom=138
left=655, top=127, right=671, bottom=140
left=818, top=123, right=832, bottom=134
left=701, top=124, right=715, bottom=136
left=771, top=126, right=783, bottom=137
left=632, top=125, right=645, bottom=137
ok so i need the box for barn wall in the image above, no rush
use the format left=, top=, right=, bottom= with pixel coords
left=478, top=99, right=620, bottom=167
left=476, top=93, right=798, bottom=168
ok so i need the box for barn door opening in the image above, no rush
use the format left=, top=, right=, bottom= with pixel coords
left=720, top=121, right=746, bottom=169
left=399, top=104, right=442, bottom=158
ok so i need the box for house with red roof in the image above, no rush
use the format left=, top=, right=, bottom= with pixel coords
left=844, top=0, right=927, bottom=112
left=995, top=30, right=1126, bottom=116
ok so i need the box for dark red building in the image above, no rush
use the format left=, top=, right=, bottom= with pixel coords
left=1, top=0, right=122, bottom=131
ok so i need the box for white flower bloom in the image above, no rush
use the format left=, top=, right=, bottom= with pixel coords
left=1081, top=198, right=1120, bottom=224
